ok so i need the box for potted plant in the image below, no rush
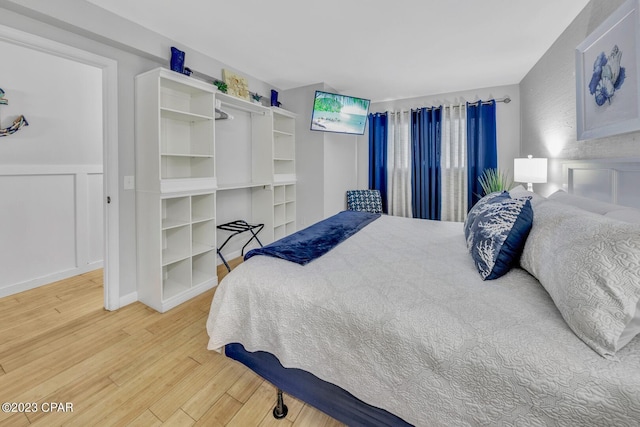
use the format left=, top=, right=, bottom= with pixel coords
left=251, top=92, right=262, bottom=105
left=213, top=80, right=227, bottom=93
left=478, top=168, right=513, bottom=196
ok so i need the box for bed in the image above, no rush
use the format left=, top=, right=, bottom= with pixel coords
left=206, top=159, right=640, bottom=426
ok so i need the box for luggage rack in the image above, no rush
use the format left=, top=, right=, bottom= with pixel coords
left=216, top=220, right=264, bottom=272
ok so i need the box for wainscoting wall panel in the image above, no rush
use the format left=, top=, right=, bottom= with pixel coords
left=0, top=165, right=103, bottom=297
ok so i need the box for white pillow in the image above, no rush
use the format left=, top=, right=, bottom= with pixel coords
left=508, top=185, right=547, bottom=207
left=619, top=299, right=640, bottom=349
left=520, top=201, right=640, bottom=359
left=548, top=190, right=623, bottom=214
left=548, top=190, right=640, bottom=224
left=605, top=208, right=640, bottom=224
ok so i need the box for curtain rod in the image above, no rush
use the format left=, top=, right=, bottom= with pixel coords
left=468, top=96, right=511, bottom=106
left=383, top=96, right=511, bottom=114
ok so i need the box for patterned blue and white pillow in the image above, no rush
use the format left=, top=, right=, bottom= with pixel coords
left=346, top=190, right=383, bottom=214
left=464, top=191, right=505, bottom=243
left=466, top=192, right=533, bottom=280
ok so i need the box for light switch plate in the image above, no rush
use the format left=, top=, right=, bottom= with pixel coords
left=124, top=175, right=135, bottom=190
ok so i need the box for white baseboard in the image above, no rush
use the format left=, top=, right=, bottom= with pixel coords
left=0, top=262, right=104, bottom=299
left=119, top=291, right=138, bottom=308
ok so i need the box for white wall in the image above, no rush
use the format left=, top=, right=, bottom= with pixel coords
left=520, top=0, right=640, bottom=196
left=283, top=83, right=360, bottom=227
left=282, top=83, right=325, bottom=228
left=324, top=132, right=358, bottom=217
left=367, top=84, right=521, bottom=187
left=0, top=38, right=103, bottom=296
left=0, top=0, right=281, bottom=301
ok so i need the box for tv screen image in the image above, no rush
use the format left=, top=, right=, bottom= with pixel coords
left=310, top=91, right=370, bottom=135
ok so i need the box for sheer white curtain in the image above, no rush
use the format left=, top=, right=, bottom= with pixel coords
left=387, top=111, right=412, bottom=216
left=383, top=105, right=467, bottom=221
left=441, top=104, right=468, bottom=222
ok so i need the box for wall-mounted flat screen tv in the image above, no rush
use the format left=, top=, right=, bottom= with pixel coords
left=310, top=90, right=371, bottom=135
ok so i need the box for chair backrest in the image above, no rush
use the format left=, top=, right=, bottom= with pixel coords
left=346, top=189, right=383, bottom=214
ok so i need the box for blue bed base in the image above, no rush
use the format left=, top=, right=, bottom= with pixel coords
left=225, top=343, right=413, bottom=427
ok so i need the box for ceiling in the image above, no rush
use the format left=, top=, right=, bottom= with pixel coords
left=84, top=0, right=590, bottom=102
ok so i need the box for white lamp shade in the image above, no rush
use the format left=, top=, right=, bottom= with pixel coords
left=514, top=156, right=547, bottom=183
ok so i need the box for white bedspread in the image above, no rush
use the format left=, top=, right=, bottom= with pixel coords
left=206, top=214, right=640, bottom=426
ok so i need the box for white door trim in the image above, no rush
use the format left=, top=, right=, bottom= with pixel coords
left=0, top=24, right=120, bottom=310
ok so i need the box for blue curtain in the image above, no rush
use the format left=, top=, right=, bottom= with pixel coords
left=466, top=100, right=497, bottom=209
left=368, top=113, right=388, bottom=213
left=410, top=107, right=441, bottom=220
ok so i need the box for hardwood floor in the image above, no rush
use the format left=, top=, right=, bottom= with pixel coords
left=0, top=265, right=344, bottom=426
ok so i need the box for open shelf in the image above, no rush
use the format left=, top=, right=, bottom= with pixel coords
left=137, top=68, right=299, bottom=312
left=160, top=75, right=215, bottom=118
left=192, top=250, right=216, bottom=287
left=161, top=116, right=214, bottom=157
left=217, top=92, right=270, bottom=115
left=136, top=68, right=218, bottom=313
left=163, top=258, right=191, bottom=300
left=161, top=225, right=191, bottom=266
left=192, top=193, right=215, bottom=223
left=161, top=155, right=215, bottom=180
left=192, top=220, right=216, bottom=256
left=162, top=197, right=190, bottom=230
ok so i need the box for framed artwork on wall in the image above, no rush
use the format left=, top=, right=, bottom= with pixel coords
left=222, top=69, right=250, bottom=101
left=576, top=0, right=640, bottom=141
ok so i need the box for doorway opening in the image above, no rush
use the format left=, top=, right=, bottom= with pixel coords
left=0, top=24, right=120, bottom=310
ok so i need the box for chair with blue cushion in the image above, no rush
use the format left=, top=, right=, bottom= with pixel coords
left=346, top=189, right=383, bottom=214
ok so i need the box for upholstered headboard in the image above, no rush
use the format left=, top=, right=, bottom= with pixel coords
left=561, top=158, right=640, bottom=209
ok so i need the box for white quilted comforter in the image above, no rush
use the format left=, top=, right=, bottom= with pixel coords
left=206, top=214, right=640, bottom=426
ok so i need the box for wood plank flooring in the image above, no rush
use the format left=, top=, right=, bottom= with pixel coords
left=0, top=264, right=344, bottom=426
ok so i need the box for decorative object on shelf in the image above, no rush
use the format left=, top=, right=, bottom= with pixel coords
left=0, top=88, right=29, bottom=137
left=576, top=0, right=640, bottom=141
left=271, top=89, right=280, bottom=107
left=270, top=89, right=281, bottom=107
left=170, top=47, right=192, bottom=76
left=222, top=69, right=250, bottom=100
left=170, top=47, right=185, bottom=73
left=213, top=79, right=228, bottom=93
left=251, top=92, right=262, bottom=105
left=478, top=168, right=513, bottom=196
left=514, top=155, right=547, bottom=192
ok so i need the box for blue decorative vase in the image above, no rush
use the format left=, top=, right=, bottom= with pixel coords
left=270, top=89, right=279, bottom=107
left=170, top=47, right=185, bottom=74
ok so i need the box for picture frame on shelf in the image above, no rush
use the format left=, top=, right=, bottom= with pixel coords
left=576, top=0, right=640, bottom=141
left=222, top=69, right=250, bottom=101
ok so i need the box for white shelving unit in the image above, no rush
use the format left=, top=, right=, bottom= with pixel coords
left=271, top=107, right=297, bottom=240
left=214, top=92, right=274, bottom=260
left=135, top=68, right=298, bottom=312
left=136, top=68, right=217, bottom=313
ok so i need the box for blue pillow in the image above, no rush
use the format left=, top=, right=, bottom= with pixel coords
left=463, top=191, right=506, bottom=243
left=466, top=193, right=533, bottom=280
left=346, top=190, right=383, bottom=214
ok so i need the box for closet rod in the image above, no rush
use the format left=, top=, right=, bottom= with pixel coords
left=221, top=102, right=267, bottom=115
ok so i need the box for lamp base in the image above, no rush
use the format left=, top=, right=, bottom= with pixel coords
left=526, top=183, right=533, bottom=192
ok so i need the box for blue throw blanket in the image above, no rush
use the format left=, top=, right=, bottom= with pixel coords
left=244, top=210, right=381, bottom=265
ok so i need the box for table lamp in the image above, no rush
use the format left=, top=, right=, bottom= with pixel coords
left=514, top=155, right=547, bottom=192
